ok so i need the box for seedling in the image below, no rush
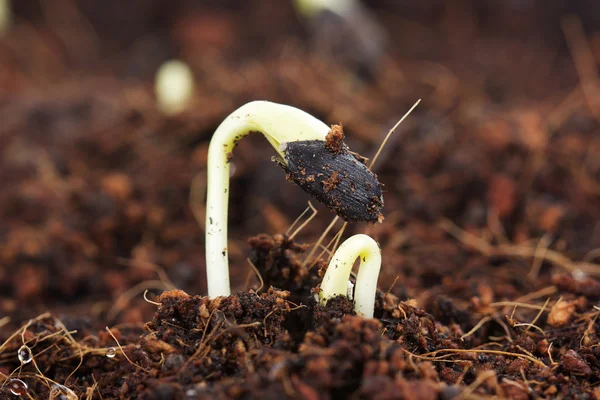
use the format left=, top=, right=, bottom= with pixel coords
left=205, top=101, right=383, bottom=297
left=319, top=234, right=381, bottom=318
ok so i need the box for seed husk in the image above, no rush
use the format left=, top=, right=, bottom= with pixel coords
left=275, top=126, right=383, bottom=223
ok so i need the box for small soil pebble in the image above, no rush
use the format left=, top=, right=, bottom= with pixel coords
left=561, top=350, right=592, bottom=377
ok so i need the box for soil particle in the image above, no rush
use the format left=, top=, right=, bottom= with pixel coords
left=324, top=124, right=344, bottom=154
left=547, top=299, right=576, bottom=327
left=111, top=287, right=449, bottom=399
left=509, top=335, right=536, bottom=356
left=501, top=383, right=529, bottom=400
left=312, top=295, right=355, bottom=327
left=439, top=385, right=462, bottom=400
left=157, top=289, right=190, bottom=301
left=430, top=296, right=472, bottom=327
left=505, top=358, right=530, bottom=375
left=486, top=173, right=517, bottom=218
left=378, top=298, right=441, bottom=352
left=561, top=349, right=592, bottom=377
left=101, top=173, right=133, bottom=201
left=119, top=288, right=297, bottom=397
left=552, top=274, right=600, bottom=299
left=248, top=233, right=316, bottom=300
left=322, top=171, right=340, bottom=193
left=293, top=315, right=442, bottom=399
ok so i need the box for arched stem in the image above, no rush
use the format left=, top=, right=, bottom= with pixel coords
left=205, top=101, right=329, bottom=297
left=319, top=234, right=382, bottom=318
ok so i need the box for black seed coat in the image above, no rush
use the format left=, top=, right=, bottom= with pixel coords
left=275, top=140, right=384, bottom=223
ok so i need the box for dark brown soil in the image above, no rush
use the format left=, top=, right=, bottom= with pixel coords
left=2, top=1, right=600, bottom=399
left=324, top=125, right=344, bottom=154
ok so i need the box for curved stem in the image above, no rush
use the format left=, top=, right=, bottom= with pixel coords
left=319, top=234, right=381, bottom=318
left=206, top=101, right=330, bottom=297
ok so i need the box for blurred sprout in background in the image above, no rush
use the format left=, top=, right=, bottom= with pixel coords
left=0, top=0, right=11, bottom=35
left=293, top=0, right=351, bottom=18
left=154, top=59, right=195, bottom=115
left=293, top=0, right=387, bottom=80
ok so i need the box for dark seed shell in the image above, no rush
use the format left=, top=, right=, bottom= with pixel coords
left=276, top=140, right=384, bottom=223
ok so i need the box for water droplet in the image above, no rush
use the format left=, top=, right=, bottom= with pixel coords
left=17, top=345, right=32, bottom=364
left=572, top=269, right=587, bottom=281
left=185, top=389, right=197, bottom=397
left=50, top=384, right=77, bottom=400
left=106, top=347, right=116, bottom=358
left=7, top=378, right=28, bottom=396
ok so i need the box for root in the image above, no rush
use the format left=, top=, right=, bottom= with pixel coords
left=369, top=99, right=421, bottom=170
left=303, top=216, right=340, bottom=268
left=562, top=15, right=600, bottom=121
left=411, top=348, right=547, bottom=369
left=287, top=201, right=318, bottom=240
left=106, top=280, right=176, bottom=322
left=105, top=327, right=150, bottom=373
left=440, top=219, right=600, bottom=276
left=246, top=257, right=265, bottom=293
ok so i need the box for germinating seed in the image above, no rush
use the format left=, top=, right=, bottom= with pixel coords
left=279, top=140, right=383, bottom=223
left=17, top=345, right=32, bottom=364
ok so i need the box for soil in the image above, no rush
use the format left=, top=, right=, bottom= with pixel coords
left=324, top=125, right=344, bottom=154
left=2, top=1, right=600, bottom=399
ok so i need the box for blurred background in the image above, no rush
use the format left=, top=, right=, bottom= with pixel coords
left=1, top=0, right=600, bottom=325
